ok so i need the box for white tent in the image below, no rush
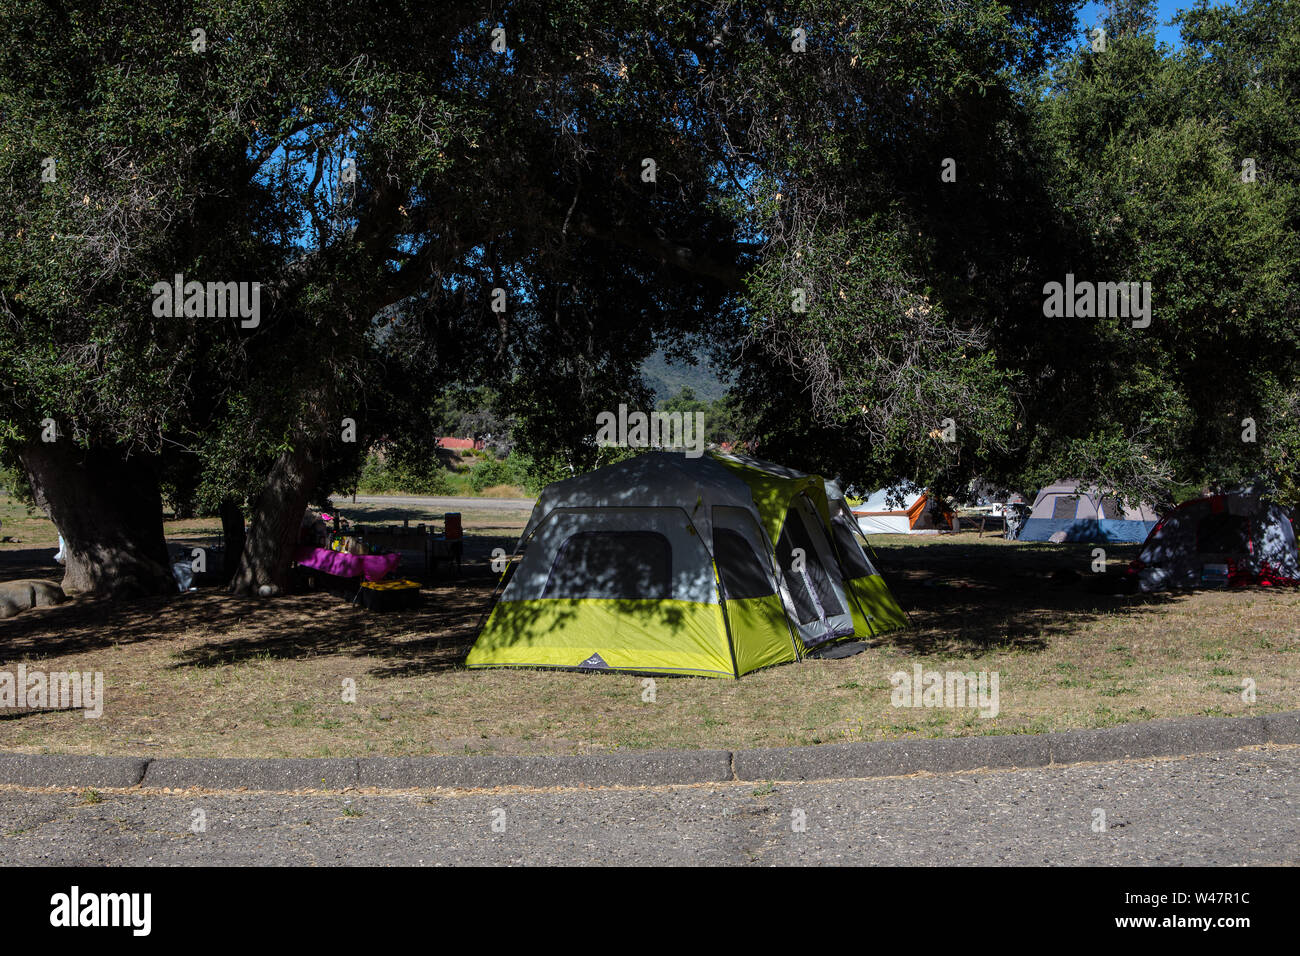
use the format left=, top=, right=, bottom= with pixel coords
left=852, top=483, right=955, bottom=535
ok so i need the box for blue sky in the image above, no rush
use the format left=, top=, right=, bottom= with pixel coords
left=1076, top=0, right=1206, bottom=49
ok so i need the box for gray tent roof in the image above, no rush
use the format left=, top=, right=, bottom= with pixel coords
left=521, top=451, right=762, bottom=545
left=1030, top=479, right=1159, bottom=522
left=714, top=451, right=814, bottom=481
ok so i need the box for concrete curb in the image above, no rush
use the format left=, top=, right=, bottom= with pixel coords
left=142, top=758, right=360, bottom=791
left=733, top=715, right=1277, bottom=782
left=1261, top=711, right=1300, bottom=744
left=0, top=754, right=148, bottom=789
left=1043, top=716, right=1269, bottom=767
left=2, top=710, right=1296, bottom=791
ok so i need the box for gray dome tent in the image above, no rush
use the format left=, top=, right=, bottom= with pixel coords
left=1019, top=480, right=1158, bottom=543
left=1123, top=490, right=1300, bottom=592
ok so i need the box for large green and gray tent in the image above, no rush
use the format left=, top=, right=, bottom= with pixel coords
left=822, top=475, right=912, bottom=639
left=466, top=451, right=907, bottom=678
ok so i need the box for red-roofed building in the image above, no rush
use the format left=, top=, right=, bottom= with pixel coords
left=437, top=437, right=484, bottom=451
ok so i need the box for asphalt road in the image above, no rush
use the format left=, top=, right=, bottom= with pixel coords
left=2, top=747, right=1295, bottom=865
left=338, top=494, right=535, bottom=512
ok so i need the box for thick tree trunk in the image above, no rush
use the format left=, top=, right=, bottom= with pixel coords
left=230, top=441, right=323, bottom=596
left=219, top=499, right=246, bottom=582
left=19, top=441, right=175, bottom=598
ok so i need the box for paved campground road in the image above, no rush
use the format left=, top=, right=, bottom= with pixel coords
left=339, top=495, right=535, bottom=512
left=3, top=747, right=1295, bottom=865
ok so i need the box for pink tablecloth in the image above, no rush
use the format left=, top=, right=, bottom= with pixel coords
left=293, top=546, right=400, bottom=582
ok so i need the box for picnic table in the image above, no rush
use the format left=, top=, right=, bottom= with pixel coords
left=351, top=513, right=463, bottom=578
left=956, top=507, right=1007, bottom=537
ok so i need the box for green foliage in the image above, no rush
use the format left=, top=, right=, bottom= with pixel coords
left=642, top=351, right=731, bottom=403
left=654, top=387, right=742, bottom=446
left=733, top=0, right=1300, bottom=505
left=356, top=453, right=455, bottom=497
left=1025, top=0, right=1300, bottom=503
left=0, top=464, right=31, bottom=502
left=467, top=457, right=525, bottom=493
left=501, top=451, right=577, bottom=496
left=5, top=0, right=1299, bottom=568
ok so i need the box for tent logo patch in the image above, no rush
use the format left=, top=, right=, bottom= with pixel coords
left=578, top=652, right=609, bottom=670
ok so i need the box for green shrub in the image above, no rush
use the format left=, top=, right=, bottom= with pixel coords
left=468, top=457, right=523, bottom=493
left=357, top=453, right=454, bottom=495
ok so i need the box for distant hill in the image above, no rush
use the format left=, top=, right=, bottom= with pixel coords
left=642, top=349, right=732, bottom=403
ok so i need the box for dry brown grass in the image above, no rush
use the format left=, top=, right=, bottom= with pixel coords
left=0, top=496, right=1296, bottom=757
left=477, top=484, right=529, bottom=498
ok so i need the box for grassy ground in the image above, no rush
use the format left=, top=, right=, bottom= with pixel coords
left=0, top=495, right=1296, bottom=757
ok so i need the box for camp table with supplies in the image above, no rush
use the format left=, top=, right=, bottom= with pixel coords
left=956, top=506, right=1006, bottom=537
left=353, top=513, right=463, bottom=579
left=293, top=514, right=461, bottom=604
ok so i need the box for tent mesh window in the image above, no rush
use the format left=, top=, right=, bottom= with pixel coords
left=1100, top=497, right=1124, bottom=520
left=1196, top=514, right=1251, bottom=555
left=713, top=528, right=776, bottom=600
left=778, top=513, right=846, bottom=622
left=831, top=520, right=874, bottom=579
left=1051, top=496, right=1080, bottom=520
left=776, top=529, right=820, bottom=623
left=541, top=531, right=672, bottom=600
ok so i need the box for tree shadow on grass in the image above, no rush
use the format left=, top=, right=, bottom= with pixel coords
left=170, top=586, right=494, bottom=677
left=865, top=539, right=1181, bottom=657
left=0, top=534, right=525, bottom=676
left=0, top=547, right=63, bottom=583
left=166, top=532, right=530, bottom=678
left=2, top=534, right=1197, bottom=681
